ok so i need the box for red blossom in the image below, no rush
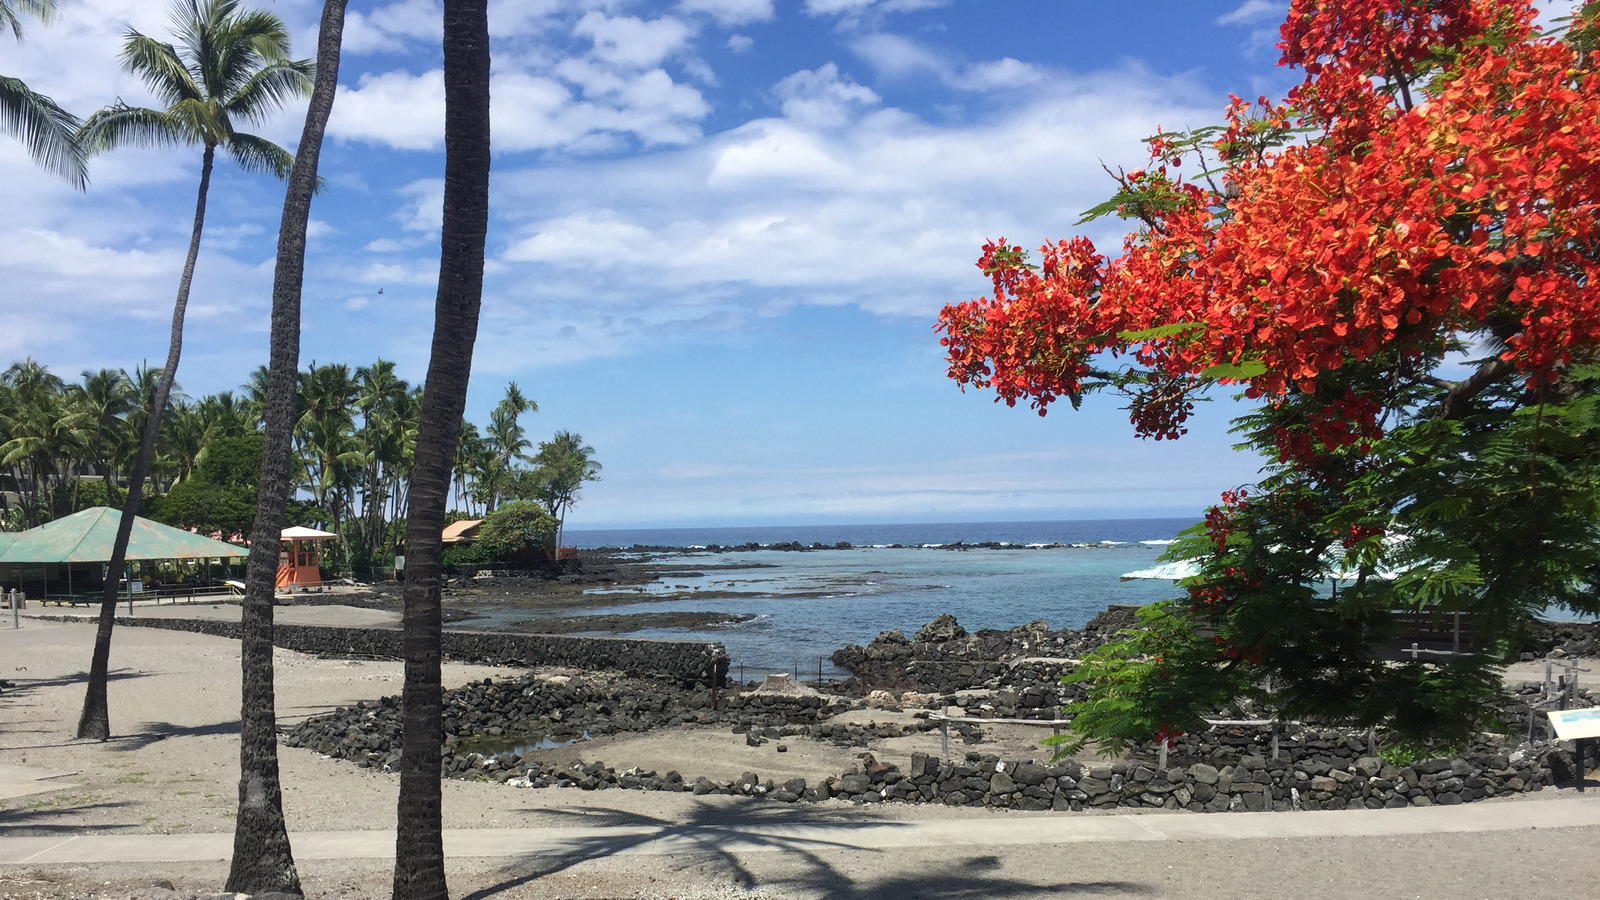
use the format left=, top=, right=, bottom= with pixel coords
left=936, top=0, right=1600, bottom=435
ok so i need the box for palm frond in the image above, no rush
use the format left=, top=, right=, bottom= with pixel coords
left=0, top=74, right=87, bottom=189
left=224, top=59, right=313, bottom=124
left=224, top=130, right=292, bottom=178
left=121, top=31, right=202, bottom=107
left=169, top=95, right=225, bottom=144
left=234, top=10, right=292, bottom=59
left=211, top=8, right=290, bottom=97
left=77, top=103, right=188, bottom=154
left=3, top=0, right=60, bottom=40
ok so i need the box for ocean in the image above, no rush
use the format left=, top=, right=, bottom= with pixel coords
left=551, top=518, right=1198, bottom=676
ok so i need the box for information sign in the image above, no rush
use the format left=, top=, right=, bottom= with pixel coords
left=1547, top=707, right=1600, bottom=741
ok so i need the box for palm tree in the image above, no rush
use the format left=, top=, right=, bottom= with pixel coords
left=354, top=359, right=410, bottom=565
left=227, top=4, right=347, bottom=892
left=451, top=418, right=484, bottom=514
left=242, top=364, right=270, bottom=429
left=395, top=2, right=490, bottom=896
left=0, top=359, right=83, bottom=525
left=295, top=363, right=359, bottom=558
left=75, top=0, right=313, bottom=742
left=162, top=398, right=207, bottom=485
left=1, top=0, right=87, bottom=188
left=531, top=430, right=600, bottom=551
left=482, top=381, right=535, bottom=512
left=71, top=369, right=136, bottom=480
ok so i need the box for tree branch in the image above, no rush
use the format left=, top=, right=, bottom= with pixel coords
left=1437, top=357, right=1516, bottom=420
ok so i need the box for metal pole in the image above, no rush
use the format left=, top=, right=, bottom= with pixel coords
left=941, top=718, right=949, bottom=760
left=11, top=588, right=18, bottom=629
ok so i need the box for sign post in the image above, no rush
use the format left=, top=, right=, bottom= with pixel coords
left=1546, top=707, right=1600, bottom=793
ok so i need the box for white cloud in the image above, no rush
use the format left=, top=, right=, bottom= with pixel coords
left=707, top=122, right=852, bottom=186
left=848, top=32, right=944, bottom=80
left=848, top=33, right=1046, bottom=92
left=485, top=61, right=1219, bottom=360
left=341, top=0, right=443, bottom=54
left=804, top=0, right=948, bottom=16
left=727, top=33, right=754, bottom=53
left=333, top=10, right=712, bottom=154
left=573, top=11, right=694, bottom=69
left=772, top=63, right=880, bottom=129
left=677, top=0, right=775, bottom=27
left=1217, top=0, right=1285, bottom=25
left=1218, top=0, right=1289, bottom=57
left=956, top=57, right=1044, bottom=91
left=330, top=69, right=446, bottom=150
left=395, top=179, right=445, bottom=233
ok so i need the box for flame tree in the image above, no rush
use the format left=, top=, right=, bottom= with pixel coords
left=938, top=0, right=1600, bottom=752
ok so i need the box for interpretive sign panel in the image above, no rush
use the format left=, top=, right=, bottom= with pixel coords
left=1547, top=708, right=1600, bottom=741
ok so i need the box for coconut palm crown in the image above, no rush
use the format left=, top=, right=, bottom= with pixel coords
left=1, top=0, right=88, bottom=189
left=78, top=0, right=313, bottom=175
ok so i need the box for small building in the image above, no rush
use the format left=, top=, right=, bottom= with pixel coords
left=0, top=506, right=247, bottom=601
left=276, top=525, right=337, bottom=592
left=441, top=519, right=483, bottom=545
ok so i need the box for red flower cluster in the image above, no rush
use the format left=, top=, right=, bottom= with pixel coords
left=937, top=0, right=1600, bottom=431
left=1203, top=488, right=1249, bottom=553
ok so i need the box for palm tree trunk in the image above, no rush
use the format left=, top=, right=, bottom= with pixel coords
left=224, top=4, right=346, bottom=894
left=76, top=142, right=214, bottom=741
left=393, top=2, right=489, bottom=897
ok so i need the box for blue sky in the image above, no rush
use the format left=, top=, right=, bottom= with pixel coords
left=4, top=0, right=1306, bottom=528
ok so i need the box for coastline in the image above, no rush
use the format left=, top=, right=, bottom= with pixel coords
left=4, top=611, right=1599, bottom=900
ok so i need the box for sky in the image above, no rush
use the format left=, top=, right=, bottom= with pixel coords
left=3, top=0, right=1315, bottom=529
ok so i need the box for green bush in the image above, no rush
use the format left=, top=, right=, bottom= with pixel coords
left=477, top=501, right=557, bottom=564
left=442, top=541, right=494, bottom=568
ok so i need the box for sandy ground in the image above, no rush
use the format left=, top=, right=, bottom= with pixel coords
left=2, top=614, right=1599, bottom=899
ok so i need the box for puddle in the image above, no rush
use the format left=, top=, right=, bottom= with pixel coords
left=463, top=730, right=590, bottom=757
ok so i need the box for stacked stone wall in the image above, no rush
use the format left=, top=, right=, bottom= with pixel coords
left=35, top=614, right=727, bottom=686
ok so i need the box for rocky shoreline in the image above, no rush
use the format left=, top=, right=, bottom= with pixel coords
left=282, top=610, right=1599, bottom=816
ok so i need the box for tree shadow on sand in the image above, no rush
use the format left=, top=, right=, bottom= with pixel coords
left=0, top=801, right=139, bottom=837
left=460, top=800, right=1154, bottom=899
left=102, top=719, right=240, bottom=752
left=0, top=668, right=158, bottom=697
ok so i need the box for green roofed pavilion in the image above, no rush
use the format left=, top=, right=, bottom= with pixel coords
left=0, top=507, right=247, bottom=563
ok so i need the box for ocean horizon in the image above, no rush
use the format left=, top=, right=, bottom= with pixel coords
left=563, top=516, right=1202, bottom=550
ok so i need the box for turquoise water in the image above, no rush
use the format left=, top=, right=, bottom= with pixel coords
left=587, top=543, right=1184, bottom=675
left=461, top=518, right=1202, bottom=675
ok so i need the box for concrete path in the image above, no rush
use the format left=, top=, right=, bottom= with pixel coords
left=0, top=764, right=78, bottom=802
left=3, top=795, right=1597, bottom=866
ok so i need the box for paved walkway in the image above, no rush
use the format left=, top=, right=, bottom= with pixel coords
left=4, top=795, right=1598, bottom=865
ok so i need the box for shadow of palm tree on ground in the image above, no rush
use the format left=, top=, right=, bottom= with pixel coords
left=0, top=668, right=158, bottom=697
left=459, top=800, right=1154, bottom=899
left=102, top=719, right=240, bottom=752
left=0, top=801, right=139, bottom=837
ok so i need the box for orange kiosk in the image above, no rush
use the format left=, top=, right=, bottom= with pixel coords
left=276, top=525, right=337, bottom=592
